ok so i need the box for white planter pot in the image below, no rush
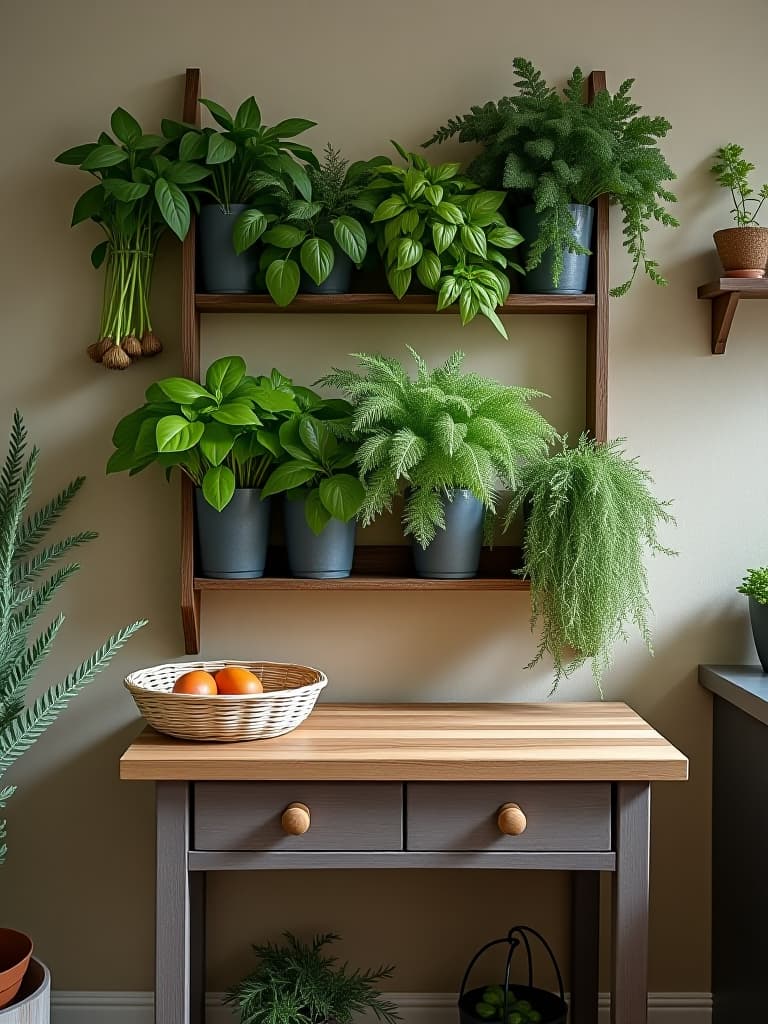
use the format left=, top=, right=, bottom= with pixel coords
left=0, top=961, right=49, bottom=1023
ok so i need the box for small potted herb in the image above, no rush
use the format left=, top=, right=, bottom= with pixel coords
left=505, top=436, right=675, bottom=693
left=737, top=568, right=768, bottom=671
left=261, top=396, right=365, bottom=578
left=56, top=108, right=210, bottom=368
left=320, top=348, right=554, bottom=578
left=425, top=58, right=678, bottom=296
left=107, top=356, right=300, bottom=579
left=225, top=932, right=400, bottom=1024
left=163, top=96, right=317, bottom=293
left=357, top=146, right=523, bottom=336
left=235, top=145, right=385, bottom=302
left=710, top=144, right=768, bottom=278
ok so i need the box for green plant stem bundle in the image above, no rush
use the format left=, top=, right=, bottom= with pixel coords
left=711, top=144, right=768, bottom=226
left=506, top=435, right=675, bottom=693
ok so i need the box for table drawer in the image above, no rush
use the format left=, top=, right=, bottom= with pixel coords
left=194, top=782, right=403, bottom=851
left=406, top=782, right=611, bottom=851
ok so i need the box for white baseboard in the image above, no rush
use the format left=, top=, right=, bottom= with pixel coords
left=51, top=990, right=712, bottom=1023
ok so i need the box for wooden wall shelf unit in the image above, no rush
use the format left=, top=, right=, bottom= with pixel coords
left=178, top=67, right=610, bottom=654
left=698, top=277, right=768, bottom=355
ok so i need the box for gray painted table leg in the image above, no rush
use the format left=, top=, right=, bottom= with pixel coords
left=611, top=782, right=650, bottom=1024
left=570, top=871, right=600, bottom=1024
left=156, top=782, right=197, bottom=1024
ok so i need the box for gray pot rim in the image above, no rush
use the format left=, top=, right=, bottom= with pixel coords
left=0, top=958, right=50, bottom=1015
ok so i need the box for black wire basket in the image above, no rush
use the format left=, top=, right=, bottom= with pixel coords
left=457, top=926, right=568, bottom=1024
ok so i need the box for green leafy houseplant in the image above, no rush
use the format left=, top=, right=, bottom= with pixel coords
left=319, top=348, right=555, bottom=547
left=225, top=932, right=400, bottom=1024
left=711, top=145, right=768, bottom=226
left=56, top=108, right=210, bottom=368
left=425, top=58, right=678, bottom=296
left=738, top=568, right=768, bottom=604
left=261, top=398, right=366, bottom=534
left=234, top=144, right=386, bottom=305
left=357, top=145, right=523, bottom=336
left=505, top=435, right=675, bottom=692
left=107, top=356, right=300, bottom=511
left=0, top=412, right=145, bottom=863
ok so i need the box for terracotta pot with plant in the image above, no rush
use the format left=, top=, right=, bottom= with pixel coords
left=711, top=144, right=768, bottom=277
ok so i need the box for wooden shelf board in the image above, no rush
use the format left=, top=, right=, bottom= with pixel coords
left=195, top=292, right=596, bottom=315
left=194, top=575, right=530, bottom=591
left=697, top=278, right=768, bottom=354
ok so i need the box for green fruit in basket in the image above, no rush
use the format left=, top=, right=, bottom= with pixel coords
left=475, top=1002, right=496, bottom=1019
left=528, top=1013, right=541, bottom=1023
left=483, top=986, right=505, bottom=1007
left=515, top=1002, right=531, bottom=1013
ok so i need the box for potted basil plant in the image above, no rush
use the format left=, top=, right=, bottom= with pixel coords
left=710, top=144, right=768, bottom=277
left=107, top=356, right=299, bottom=578
left=261, top=397, right=365, bottom=578
left=737, top=568, right=768, bottom=671
left=320, top=348, right=555, bottom=579
left=162, top=96, right=317, bottom=293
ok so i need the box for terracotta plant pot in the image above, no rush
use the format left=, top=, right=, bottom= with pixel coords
left=713, top=227, right=768, bottom=277
left=0, top=930, right=33, bottom=1009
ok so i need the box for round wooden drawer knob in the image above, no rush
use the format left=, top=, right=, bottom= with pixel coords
left=281, top=802, right=311, bottom=836
left=497, top=802, right=527, bottom=836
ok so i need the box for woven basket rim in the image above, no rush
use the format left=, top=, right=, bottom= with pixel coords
left=124, top=660, right=327, bottom=700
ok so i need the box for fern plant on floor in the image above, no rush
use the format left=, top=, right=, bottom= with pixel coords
left=226, top=932, right=400, bottom=1024
left=319, top=347, right=555, bottom=547
left=0, top=411, right=146, bottom=863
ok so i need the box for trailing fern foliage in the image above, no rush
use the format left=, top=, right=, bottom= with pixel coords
left=505, top=436, right=675, bottom=692
left=226, top=933, right=400, bottom=1024
left=319, top=348, right=555, bottom=547
left=425, top=57, right=678, bottom=295
left=0, top=411, right=146, bottom=863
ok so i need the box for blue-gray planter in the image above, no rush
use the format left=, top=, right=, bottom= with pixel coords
left=411, top=489, right=484, bottom=579
left=284, top=496, right=356, bottom=579
left=301, top=246, right=353, bottom=295
left=195, top=488, right=271, bottom=579
left=749, top=597, right=768, bottom=672
left=198, top=204, right=259, bottom=294
left=517, top=203, right=594, bottom=295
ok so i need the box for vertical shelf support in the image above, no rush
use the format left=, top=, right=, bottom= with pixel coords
left=586, top=72, right=609, bottom=443
left=711, top=291, right=740, bottom=355
left=180, top=68, right=202, bottom=654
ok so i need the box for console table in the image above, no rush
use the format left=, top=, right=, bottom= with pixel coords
left=119, top=703, right=688, bottom=1024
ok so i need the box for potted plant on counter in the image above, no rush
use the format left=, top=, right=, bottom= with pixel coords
left=107, top=356, right=299, bottom=579
left=234, top=145, right=385, bottom=302
left=357, top=146, right=523, bottom=336
left=226, top=932, right=400, bottom=1024
left=162, top=96, right=317, bottom=293
left=710, top=144, right=768, bottom=278
left=56, top=108, right=210, bottom=367
left=261, top=396, right=365, bottom=578
left=505, top=435, right=675, bottom=693
left=737, top=567, right=768, bottom=671
left=320, top=348, right=555, bottom=579
left=0, top=411, right=145, bottom=1021
left=425, top=58, right=678, bottom=296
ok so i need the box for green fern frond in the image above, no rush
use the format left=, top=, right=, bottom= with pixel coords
left=10, top=563, right=80, bottom=634
left=0, top=615, right=65, bottom=729
left=14, top=476, right=86, bottom=556
left=12, top=531, right=98, bottom=587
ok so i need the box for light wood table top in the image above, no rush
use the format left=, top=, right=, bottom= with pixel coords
left=120, top=703, right=688, bottom=782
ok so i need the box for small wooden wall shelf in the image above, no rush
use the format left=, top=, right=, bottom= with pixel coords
left=178, top=67, right=610, bottom=654
left=698, top=278, right=768, bottom=354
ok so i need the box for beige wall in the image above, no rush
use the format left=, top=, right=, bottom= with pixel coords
left=1, top=0, right=765, bottom=995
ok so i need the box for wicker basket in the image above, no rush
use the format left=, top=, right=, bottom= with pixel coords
left=124, top=660, right=327, bottom=742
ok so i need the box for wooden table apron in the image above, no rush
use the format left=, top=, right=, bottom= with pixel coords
left=119, top=703, right=688, bottom=1024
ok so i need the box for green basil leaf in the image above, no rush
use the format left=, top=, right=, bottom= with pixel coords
left=268, top=117, right=316, bottom=139
left=487, top=226, right=524, bottom=248
left=234, top=97, right=262, bottom=131
left=265, top=258, right=300, bottom=306
left=160, top=118, right=190, bottom=140
left=403, top=168, right=427, bottom=200
left=55, top=143, right=97, bottom=165
left=318, top=474, right=365, bottom=522
left=332, top=216, right=367, bottom=264
left=210, top=402, right=261, bottom=426
left=261, top=460, right=321, bottom=498
left=179, top=131, right=207, bottom=161
left=372, top=195, right=407, bottom=222
left=205, top=356, right=246, bottom=398
left=275, top=154, right=312, bottom=202
left=423, top=184, right=444, bottom=207
left=71, top=185, right=104, bottom=226
left=387, top=266, right=412, bottom=299
left=435, top=201, right=464, bottom=225
left=461, top=224, right=487, bottom=258
left=202, top=465, right=236, bottom=511
left=245, top=385, right=299, bottom=412
left=459, top=286, right=480, bottom=325
left=154, top=178, right=190, bottom=241
left=304, top=488, right=332, bottom=535
left=432, top=221, right=457, bottom=254
left=80, top=144, right=128, bottom=171
left=232, top=209, right=268, bottom=254
left=396, top=237, right=423, bottom=271
left=278, top=418, right=310, bottom=460
left=200, top=421, right=236, bottom=466
left=199, top=98, right=234, bottom=130
left=157, top=378, right=212, bottom=403
left=110, top=107, right=141, bottom=146
left=132, top=134, right=166, bottom=151
left=103, top=179, right=150, bottom=202
left=436, top=276, right=461, bottom=311
left=156, top=416, right=204, bottom=453
left=415, top=250, right=442, bottom=290
left=298, top=415, right=336, bottom=461
left=263, top=224, right=306, bottom=248
left=165, top=161, right=210, bottom=184
left=206, top=133, right=237, bottom=165
left=430, top=162, right=462, bottom=183
left=300, top=237, right=334, bottom=285
left=256, top=428, right=281, bottom=459
left=91, top=240, right=109, bottom=269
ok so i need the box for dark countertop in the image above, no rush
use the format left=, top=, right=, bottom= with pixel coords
left=699, top=665, right=768, bottom=726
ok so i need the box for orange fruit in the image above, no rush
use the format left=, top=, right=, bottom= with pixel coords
left=215, top=666, right=263, bottom=695
left=172, top=670, right=217, bottom=695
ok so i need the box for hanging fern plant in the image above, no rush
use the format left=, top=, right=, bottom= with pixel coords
left=505, top=435, right=675, bottom=693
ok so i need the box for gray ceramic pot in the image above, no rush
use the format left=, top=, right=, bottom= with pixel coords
left=198, top=204, right=259, bottom=293
left=195, top=488, right=271, bottom=579
left=749, top=597, right=768, bottom=672
left=411, top=489, right=484, bottom=579
left=301, top=245, right=353, bottom=294
left=284, top=496, right=356, bottom=578
left=517, top=203, right=594, bottom=295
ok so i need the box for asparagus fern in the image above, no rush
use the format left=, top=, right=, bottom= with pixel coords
left=0, top=411, right=146, bottom=862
